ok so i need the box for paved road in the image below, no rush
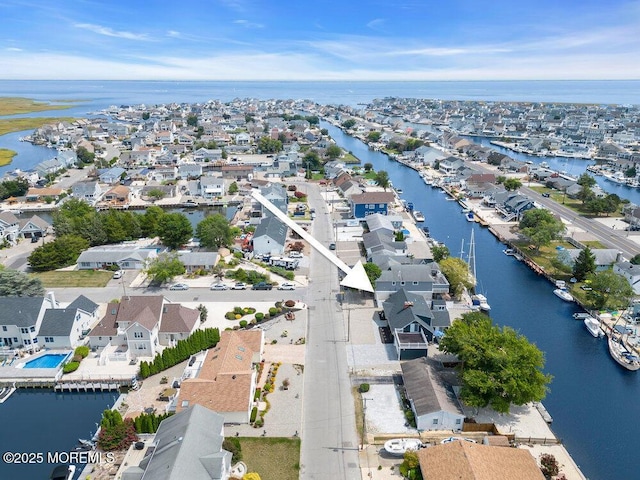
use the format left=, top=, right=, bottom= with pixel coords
left=299, top=183, right=360, bottom=480
left=521, top=186, right=640, bottom=258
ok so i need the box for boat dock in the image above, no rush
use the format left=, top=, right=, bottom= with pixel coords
left=54, top=380, right=124, bottom=392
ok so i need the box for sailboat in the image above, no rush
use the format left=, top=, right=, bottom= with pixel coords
left=465, top=230, right=491, bottom=312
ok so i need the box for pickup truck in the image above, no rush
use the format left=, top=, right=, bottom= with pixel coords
left=252, top=282, right=274, bottom=290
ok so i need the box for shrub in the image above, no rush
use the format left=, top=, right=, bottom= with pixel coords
left=269, top=307, right=278, bottom=316
left=63, top=361, right=80, bottom=374
left=71, top=354, right=83, bottom=363
left=255, top=312, right=264, bottom=321
left=239, top=320, right=248, bottom=328
left=250, top=407, right=258, bottom=423
left=222, top=437, right=242, bottom=463
left=540, top=453, right=559, bottom=478
left=74, top=346, right=90, bottom=358
left=235, top=314, right=242, bottom=320
left=254, top=417, right=263, bottom=428
left=359, top=383, right=370, bottom=393
left=233, top=306, right=244, bottom=315
left=225, top=311, right=236, bottom=320
left=254, top=388, right=261, bottom=401
left=264, top=382, right=273, bottom=393
left=243, top=473, right=262, bottom=480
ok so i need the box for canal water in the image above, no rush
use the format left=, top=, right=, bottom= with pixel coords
left=324, top=121, right=638, bottom=480
left=0, top=389, right=116, bottom=480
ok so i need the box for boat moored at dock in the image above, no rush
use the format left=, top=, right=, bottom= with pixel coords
left=412, top=210, right=425, bottom=222
left=553, top=288, right=574, bottom=302
left=607, top=335, right=640, bottom=371
left=584, top=316, right=604, bottom=338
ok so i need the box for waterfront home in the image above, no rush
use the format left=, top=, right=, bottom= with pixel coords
left=18, top=214, right=51, bottom=240
left=37, top=308, right=87, bottom=349
left=199, top=175, right=225, bottom=199
left=400, top=357, right=466, bottom=431
left=416, top=441, right=545, bottom=480
left=437, top=157, right=466, bottom=176
left=623, top=204, right=640, bottom=228
left=349, top=191, right=395, bottom=218
left=613, top=261, right=640, bottom=295
left=493, top=191, right=536, bottom=222
left=76, top=244, right=159, bottom=270
left=176, top=330, right=263, bottom=424
left=362, top=230, right=407, bottom=261
left=365, top=213, right=403, bottom=236
left=88, top=296, right=199, bottom=358
left=177, top=162, right=203, bottom=179
left=220, top=164, right=254, bottom=180
left=193, top=147, right=223, bottom=162
left=25, top=187, right=63, bottom=203
left=375, top=264, right=450, bottom=304
left=0, top=293, right=58, bottom=352
left=72, top=180, right=103, bottom=205
left=35, top=159, right=63, bottom=179
left=413, top=146, right=445, bottom=167
left=177, top=251, right=219, bottom=274
left=100, top=185, right=131, bottom=207
left=251, top=216, right=288, bottom=256
left=140, top=184, right=177, bottom=200
left=123, top=404, right=232, bottom=480
left=0, top=211, right=21, bottom=244
left=55, top=150, right=78, bottom=168
left=99, top=167, right=126, bottom=185
left=563, top=249, right=622, bottom=271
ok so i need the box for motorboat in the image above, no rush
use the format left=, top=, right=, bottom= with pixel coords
left=584, top=316, right=604, bottom=338
left=465, top=211, right=475, bottom=222
left=553, top=288, right=574, bottom=302
left=471, top=294, right=491, bottom=312
left=572, top=312, right=592, bottom=320
left=607, top=335, right=640, bottom=371
left=50, top=465, right=76, bottom=480
left=412, top=211, right=425, bottom=222
left=502, top=249, right=523, bottom=261
left=383, top=438, right=423, bottom=456
left=0, top=384, right=16, bottom=404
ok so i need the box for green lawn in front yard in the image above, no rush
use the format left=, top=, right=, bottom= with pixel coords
left=343, top=152, right=360, bottom=164
left=31, top=270, right=113, bottom=288
left=238, top=437, right=300, bottom=480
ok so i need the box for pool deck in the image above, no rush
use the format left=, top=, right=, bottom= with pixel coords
left=0, top=350, right=72, bottom=386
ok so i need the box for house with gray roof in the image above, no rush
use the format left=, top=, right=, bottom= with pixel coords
left=562, top=248, right=622, bottom=271
left=178, top=162, right=203, bottom=179
left=614, top=261, right=640, bottom=295
left=251, top=216, right=288, bottom=256
left=0, top=293, right=58, bottom=352
left=99, top=167, right=126, bottom=185
left=37, top=308, right=84, bottom=349
left=122, top=404, right=231, bottom=480
left=400, top=357, right=465, bottom=431
left=200, top=176, right=225, bottom=199
left=0, top=211, right=21, bottom=244
left=76, top=245, right=159, bottom=270
left=67, top=295, right=100, bottom=333
left=18, top=214, right=51, bottom=240
left=375, top=263, right=450, bottom=304
left=178, top=251, right=219, bottom=274
left=362, top=230, right=407, bottom=262
left=72, top=180, right=102, bottom=205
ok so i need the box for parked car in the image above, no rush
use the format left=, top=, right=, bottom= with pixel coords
left=252, top=282, right=273, bottom=290
left=169, top=283, right=189, bottom=290
left=112, top=270, right=124, bottom=279
left=210, top=283, right=228, bottom=291
left=542, top=192, right=550, bottom=197
left=231, top=282, right=247, bottom=290
left=278, top=282, right=296, bottom=290
left=288, top=251, right=303, bottom=258
left=329, top=242, right=336, bottom=250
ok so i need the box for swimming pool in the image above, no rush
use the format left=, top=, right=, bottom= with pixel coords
left=23, top=353, right=69, bottom=369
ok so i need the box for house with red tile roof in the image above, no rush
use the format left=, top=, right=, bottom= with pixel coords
left=176, top=329, right=264, bottom=424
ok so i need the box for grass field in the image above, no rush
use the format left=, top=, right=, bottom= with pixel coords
left=31, top=270, right=113, bottom=288
left=238, top=437, right=300, bottom=480
left=0, top=97, right=75, bottom=116
left=0, top=117, right=78, bottom=137
left=0, top=148, right=16, bottom=166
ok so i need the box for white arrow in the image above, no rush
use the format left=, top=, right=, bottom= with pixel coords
left=250, top=190, right=374, bottom=293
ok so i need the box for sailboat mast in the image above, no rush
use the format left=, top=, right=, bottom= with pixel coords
left=468, top=229, right=476, bottom=282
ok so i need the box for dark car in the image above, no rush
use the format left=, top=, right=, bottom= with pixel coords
left=252, top=282, right=273, bottom=290
left=542, top=192, right=550, bottom=198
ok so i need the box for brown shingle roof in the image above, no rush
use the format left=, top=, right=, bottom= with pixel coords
left=159, top=304, right=199, bottom=334
left=88, top=296, right=164, bottom=337
left=417, top=441, right=545, bottom=480
left=350, top=191, right=395, bottom=204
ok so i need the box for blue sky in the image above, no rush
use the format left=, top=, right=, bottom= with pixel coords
left=1, top=0, right=639, bottom=80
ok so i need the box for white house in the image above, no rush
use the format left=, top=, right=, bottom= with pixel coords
left=0, top=293, right=58, bottom=352
left=199, top=176, right=225, bottom=199
left=613, top=261, right=640, bottom=295
left=76, top=245, right=159, bottom=270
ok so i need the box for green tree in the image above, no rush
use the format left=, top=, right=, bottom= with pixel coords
left=585, top=270, right=634, bottom=310
left=144, top=252, right=186, bottom=284
left=363, top=262, right=382, bottom=288
left=157, top=213, right=193, bottom=249
left=625, top=166, right=637, bottom=178
left=503, top=178, right=522, bottom=191
left=366, top=131, right=381, bottom=142
left=228, top=181, right=239, bottom=194
left=139, top=205, right=165, bottom=237
left=439, top=312, right=552, bottom=414
left=432, top=244, right=450, bottom=263
left=399, top=451, right=422, bottom=480
left=325, top=144, right=342, bottom=160
left=28, top=235, right=89, bottom=271
left=0, top=269, right=44, bottom=296
left=519, top=209, right=565, bottom=251
left=573, top=246, right=596, bottom=281
left=76, top=146, right=95, bottom=164
left=439, top=257, right=474, bottom=297
left=374, top=170, right=390, bottom=190
left=341, top=119, right=356, bottom=129
left=577, top=172, right=597, bottom=187
left=496, top=175, right=507, bottom=185
left=186, top=114, right=198, bottom=127
left=258, top=136, right=282, bottom=154
left=147, top=188, right=166, bottom=202
left=631, top=254, right=640, bottom=265
left=196, top=214, right=233, bottom=250
left=142, top=112, right=150, bottom=120
left=303, top=151, right=322, bottom=171
left=576, top=184, right=595, bottom=204
left=363, top=162, right=373, bottom=172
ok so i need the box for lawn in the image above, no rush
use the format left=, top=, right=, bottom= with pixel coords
left=238, top=437, right=300, bottom=480
left=31, top=270, right=113, bottom=288
left=0, top=97, right=75, bottom=115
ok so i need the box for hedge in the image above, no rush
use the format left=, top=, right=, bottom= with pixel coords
left=74, top=345, right=90, bottom=358
left=359, top=383, right=370, bottom=393
left=250, top=407, right=258, bottom=423
left=63, top=361, right=80, bottom=374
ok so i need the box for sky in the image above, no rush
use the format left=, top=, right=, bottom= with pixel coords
left=1, top=0, right=639, bottom=81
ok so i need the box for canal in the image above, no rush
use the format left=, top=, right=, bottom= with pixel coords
left=324, top=120, right=638, bottom=480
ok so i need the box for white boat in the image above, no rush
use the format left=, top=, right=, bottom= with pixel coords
left=0, top=384, right=16, bottom=404
left=465, top=211, right=475, bottom=222
left=383, top=438, right=423, bottom=456
left=584, top=316, right=603, bottom=338
left=607, top=335, right=640, bottom=371
left=471, top=294, right=491, bottom=311
left=412, top=211, right=425, bottom=222
left=572, top=312, right=591, bottom=320
left=553, top=288, right=574, bottom=302
left=502, top=249, right=523, bottom=261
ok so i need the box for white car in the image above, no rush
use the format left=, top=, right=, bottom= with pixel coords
left=288, top=251, right=303, bottom=258
left=169, top=283, right=189, bottom=291
left=278, top=282, right=296, bottom=290
left=112, top=270, right=123, bottom=279
left=231, top=282, right=247, bottom=290
left=210, top=283, right=228, bottom=291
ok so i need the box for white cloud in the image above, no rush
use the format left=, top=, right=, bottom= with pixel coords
left=167, top=30, right=182, bottom=38
left=74, top=23, right=151, bottom=41
left=233, top=19, right=264, bottom=29
left=5, top=47, right=22, bottom=52
left=366, top=19, right=385, bottom=31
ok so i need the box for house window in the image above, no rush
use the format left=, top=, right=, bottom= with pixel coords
left=20, top=328, right=27, bottom=334
left=137, top=344, right=147, bottom=350
left=25, top=339, right=31, bottom=345
left=432, top=419, right=438, bottom=425
left=32, top=338, right=38, bottom=343
left=2, top=326, right=6, bottom=331
left=13, top=337, right=18, bottom=343
left=456, top=419, right=462, bottom=424
left=30, top=326, right=35, bottom=332
left=134, top=332, right=143, bottom=339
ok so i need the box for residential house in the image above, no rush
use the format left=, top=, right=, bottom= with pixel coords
left=0, top=293, right=58, bottom=352
left=122, top=404, right=231, bottom=480
left=151, top=166, right=178, bottom=182
left=0, top=211, right=21, bottom=244
left=251, top=216, right=288, bottom=256
left=72, top=181, right=102, bottom=204
left=365, top=213, right=402, bottom=236
left=101, top=185, right=131, bottom=207
left=362, top=230, right=407, bottom=261
left=178, top=251, right=219, bottom=274
left=563, top=249, right=622, bottom=271
left=416, top=441, right=545, bottom=480
left=375, top=263, right=450, bottom=304
left=76, top=245, right=159, bottom=270
left=193, top=148, right=223, bottom=163
left=438, top=157, right=465, bottom=176
left=349, top=191, right=395, bottom=218
left=178, top=163, right=203, bottom=179
left=37, top=308, right=86, bottom=349
left=220, top=164, right=253, bottom=181
left=401, top=357, right=466, bottom=431
left=18, top=214, right=51, bottom=239
left=56, top=150, right=78, bottom=168
left=36, top=159, right=63, bottom=179
left=200, top=176, right=225, bottom=199
left=494, top=192, right=536, bottom=221
left=176, top=330, right=263, bottom=424
left=613, top=261, right=640, bottom=295
left=158, top=303, right=200, bottom=347
left=25, top=187, right=63, bottom=203
left=141, top=184, right=177, bottom=200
